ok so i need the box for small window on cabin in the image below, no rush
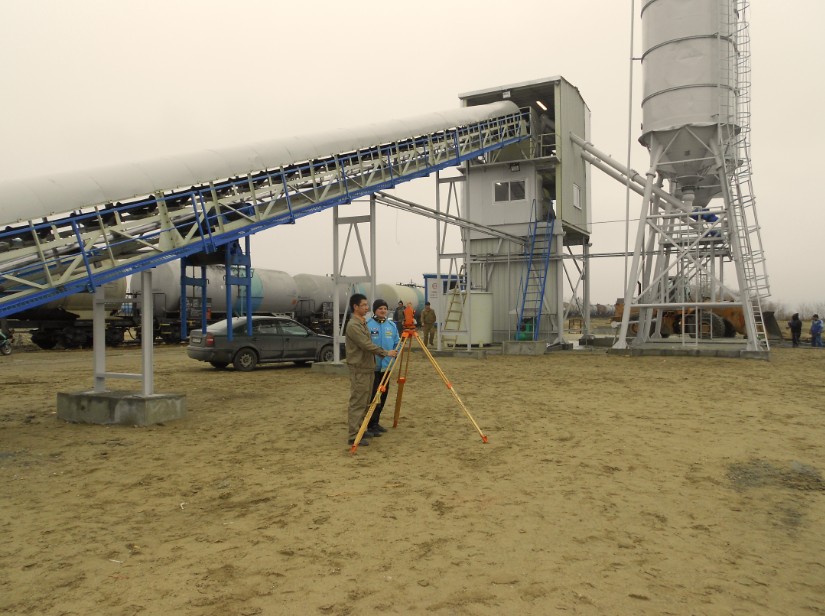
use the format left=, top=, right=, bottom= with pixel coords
left=573, top=184, right=582, bottom=210
left=493, top=180, right=526, bottom=203
left=510, top=180, right=526, bottom=201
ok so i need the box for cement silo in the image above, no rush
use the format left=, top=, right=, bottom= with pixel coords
left=612, top=0, right=771, bottom=354
left=639, top=0, right=737, bottom=204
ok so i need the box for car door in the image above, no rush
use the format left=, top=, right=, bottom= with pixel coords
left=252, top=319, right=283, bottom=361
left=279, top=319, right=317, bottom=360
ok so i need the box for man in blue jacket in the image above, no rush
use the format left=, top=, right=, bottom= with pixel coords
left=811, top=314, right=823, bottom=348
left=367, top=299, right=400, bottom=434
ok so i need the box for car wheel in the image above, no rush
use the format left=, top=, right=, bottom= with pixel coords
left=318, top=345, right=335, bottom=363
left=233, top=348, right=258, bottom=371
left=210, top=361, right=229, bottom=370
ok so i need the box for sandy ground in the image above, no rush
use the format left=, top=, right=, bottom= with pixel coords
left=1, top=338, right=824, bottom=616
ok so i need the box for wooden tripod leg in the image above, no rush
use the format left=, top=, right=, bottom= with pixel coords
left=392, top=332, right=414, bottom=428
left=414, top=333, right=489, bottom=443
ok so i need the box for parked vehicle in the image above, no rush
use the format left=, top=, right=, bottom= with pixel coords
left=612, top=275, right=782, bottom=339
left=6, top=261, right=425, bottom=349
left=186, top=315, right=339, bottom=371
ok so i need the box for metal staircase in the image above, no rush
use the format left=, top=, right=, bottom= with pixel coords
left=0, top=103, right=529, bottom=318
left=515, top=199, right=554, bottom=341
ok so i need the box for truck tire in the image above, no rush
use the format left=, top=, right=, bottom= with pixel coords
left=709, top=313, right=726, bottom=338
left=31, top=330, right=58, bottom=350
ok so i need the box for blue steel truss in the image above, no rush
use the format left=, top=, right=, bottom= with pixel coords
left=0, top=109, right=529, bottom=317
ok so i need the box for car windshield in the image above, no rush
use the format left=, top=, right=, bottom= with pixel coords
left=280, top=321, right=310, bottom=336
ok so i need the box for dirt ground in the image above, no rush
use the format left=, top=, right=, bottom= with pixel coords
left=1, top=338, right=824, bottom=616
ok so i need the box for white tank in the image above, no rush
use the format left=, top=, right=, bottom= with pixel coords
left=375, top=283, right=400, bottom=308
left=294, top=273, right=349, bottom=309
left=131, top=263, right=298, bottom=315
left=349, top=284, right=424, bottom=313
left=640, top=0, right=737, bottom=188
left=35, top=276, right=126, bottom=317
left=393, top=285, right=424, bottom=313
left=454, top=291, right=493, bottom=346
left=253, top=268, right=299, bottom=313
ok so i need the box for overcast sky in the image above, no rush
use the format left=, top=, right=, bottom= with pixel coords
left=1, top=1, right=822, bottom=309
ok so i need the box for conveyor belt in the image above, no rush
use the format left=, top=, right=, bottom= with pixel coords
left=0, top=102, right=528, bottom=317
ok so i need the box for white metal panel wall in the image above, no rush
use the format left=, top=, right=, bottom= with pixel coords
left=557, top=79, right=589, bottom=232
left=466, top=165, right=534, bottom=235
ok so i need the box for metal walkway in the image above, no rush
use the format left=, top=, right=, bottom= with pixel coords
left=0, top=102, right=529, bottom=317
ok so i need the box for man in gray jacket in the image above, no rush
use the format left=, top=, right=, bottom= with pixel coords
left=345, top=293, right=397, bottom=446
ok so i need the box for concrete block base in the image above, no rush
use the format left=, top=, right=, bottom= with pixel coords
left=429, top=348, right=489, bottom=359
left=501, top=340, right=547, bottom=355
left=580, top=335, right=615, bottom=348
left=311, top=361, right=348, bottom=376
left=608, top=347, right=770, bottom=360
left=57, top=391, right=187, bottom=426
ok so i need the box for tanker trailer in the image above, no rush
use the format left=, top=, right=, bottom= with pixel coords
left=294, top=273, right=350, bottom=334
left=8, top=276, right=129, bottom=349
left=373, top=283, right=424, bottom=325
left=131, top=263, right=299, bottom=342
left=131, top=263, right=426, bottom=342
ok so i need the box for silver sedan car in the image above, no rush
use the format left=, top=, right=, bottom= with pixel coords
left=187, top=315, right=338, bottom=371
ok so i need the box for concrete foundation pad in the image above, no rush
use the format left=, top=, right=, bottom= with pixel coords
left=429, top=348, right=489, bottom=359
left=608, top=346, right=770, bottom=360
left=311, top=361, right=348, bottom=376
left=501, top=341, right=547, bottom=355
left=57, top=391, right=187, bottom=426
left=581, top=336, right=615, bottom=348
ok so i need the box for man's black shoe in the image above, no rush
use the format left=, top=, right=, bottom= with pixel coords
left=348, top=438, right=369, bottom=446
left=372, top=424, right=388, bottom=433
left=366, top=428, right=382, bottom=437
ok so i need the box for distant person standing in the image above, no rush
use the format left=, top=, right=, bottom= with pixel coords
left=367, top=299, right=400, bottom=434
left=811, top=314, right=823, bottom=348
left=787, top=313, right=802, bottom=347
left=345, top=293, right=397, bottom=446
left=393, top=301, right=405, bottom=332
left=421, top=301, right=436, bottom=347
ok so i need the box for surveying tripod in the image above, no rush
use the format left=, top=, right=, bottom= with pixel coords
left=349, top=327, right=489, bottom=454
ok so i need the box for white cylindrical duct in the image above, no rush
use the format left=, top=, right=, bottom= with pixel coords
left=640, top=0, right=738, bottom=186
